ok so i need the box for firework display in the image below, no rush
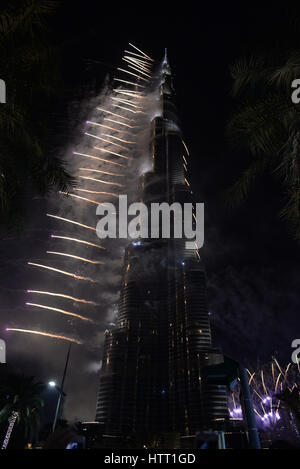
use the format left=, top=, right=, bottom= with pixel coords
left=228, top=358, right=300, bottom=444
left=6, top=44, right=156, bottom=347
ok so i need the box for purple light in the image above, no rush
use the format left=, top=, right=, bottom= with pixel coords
left=233, top=407, right=242, bottom=415
left=262, top=396, right=271, bottom=404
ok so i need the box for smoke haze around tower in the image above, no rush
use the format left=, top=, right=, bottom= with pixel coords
left=4, top=45, right=166, bottom=421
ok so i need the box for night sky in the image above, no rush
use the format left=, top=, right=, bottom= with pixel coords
left=1, top=3, right=299, bottom=422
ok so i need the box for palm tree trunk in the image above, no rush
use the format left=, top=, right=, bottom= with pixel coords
left=1, top=411, right=18, bottom=449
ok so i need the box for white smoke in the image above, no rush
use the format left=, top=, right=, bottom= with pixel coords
left=10, top=46, right=162, bottom=421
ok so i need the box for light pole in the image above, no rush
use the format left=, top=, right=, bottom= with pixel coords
left=49, top=343, right=71, bottom=433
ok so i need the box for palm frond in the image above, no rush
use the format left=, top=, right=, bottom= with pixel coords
left=0, top=0, right=59, bottom=37
left=225, top=158, right=268, bottom=208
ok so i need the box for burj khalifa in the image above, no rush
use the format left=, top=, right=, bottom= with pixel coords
left=95, top=52, right=228, bottom=440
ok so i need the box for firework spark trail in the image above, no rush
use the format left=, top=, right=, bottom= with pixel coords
left=46, top=214, right=96, bottom=231
left=122, top=59, right=152, bottom=75
left=74, top=188, right=119, bottom=198
left=51, top=235, right=105, bottom=249
left=124, top=51, right=153, bottom=63
left=79, top=176, right=124, bottom=187
left=46, top=251, right=104, bottom=265
left=85, top=122, right=131, bottom=134
left=93, top=146, right=132, bottom=160
left=102, top=134, right=135, bottom=145
left=28, top=262, right=96, bottom=283
left=111, top=97, right=143, bottom=109
left=114, top=90, right=143, bottom=99
left=85, top=132, right=133, bottom=149
left=73, top=151, right=126, bottom=167
left=114, top=78, right=145, bottom=88
left=123, top=54, right=152, bottom=66
left=15, top=43, right=155, bottom=345
left=85, top=136, right=128, bottom=150
left=182, top=139, right=190, bottom=156
left=94, top=109, right=132, bottom=120
left=103, top=118, right=136, bottom=129
left=59, top=192, right=104, bottom=206
left=26, top=302, right=94, bottom=323
left=117, top=68, right=149, bottom=82
left=27, top=290, right=98, bottom=305
left=113, top=105, right=140, bottom=114
left=228, top=359, right=300, bottom=435
left=79, top=167, right=124, bottom=177
left=127, top=43, right=154, bottom=61
left=6, top=328, right=82, bottom=344
left=127, top=64, right=152, bottom=79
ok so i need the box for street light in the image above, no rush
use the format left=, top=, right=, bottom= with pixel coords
left=48, top=382, right=66, bottom=433
left=48, top=344, right=72, bottom=433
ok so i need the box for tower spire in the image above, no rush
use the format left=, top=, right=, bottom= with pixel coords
left=160, top=48, right=174, bottom=97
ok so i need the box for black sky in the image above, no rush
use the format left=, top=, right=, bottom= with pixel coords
left=1, top=2, right=300, bottom=421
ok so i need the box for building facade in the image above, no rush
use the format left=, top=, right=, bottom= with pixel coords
left=96, top=54, right=228, bottom=438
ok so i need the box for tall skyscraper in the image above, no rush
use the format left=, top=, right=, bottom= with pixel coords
left=96, top=52, right=228, bottom=438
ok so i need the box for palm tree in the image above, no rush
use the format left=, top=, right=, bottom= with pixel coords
left=0, top=0, right=74, bottom=230
left=0, top=374, right=45, bottom=449
left=227, top=48, right=300, bottom=240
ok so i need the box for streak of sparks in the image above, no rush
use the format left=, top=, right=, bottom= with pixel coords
left=128, top=43, right=154, bottom=61
left=5, top=328, right=82, bottom=345
left=111, top=97, right=143, bottom=109
left=124, top=50, right=153, bottom=62
left=79, top=167, right=124, bottom=177
left=46, top=213, right=96, bottom=231
left=104, top=118, right=135, bottom=129
left=51, top=235, right=105, bottom=250
left=85, top=135, right=128, bottom=150
left=94, top=109, right=132, bottom=121
left=274, top=358, right=285, bottom=377
left=46, top=251, right=104, bottom=264
left=93, top=146, right=131, bottom=160
left=275, top=372, right=282, bottom=394
left=85, top=123, right=130, bottom=134
left=123, top=55, right=151, bottom=68
left=73, top=151, right=125, bottom=167
left=182, top=139, right=190, bottom=156
left=123, top=58, right=151, bottom=75
left=59, top=192, right=104, bottom=206
left=28, top=262, right=96, bottom=283
left=113, top=104, right=138, bottom=114
left=26, top=302, right=93, bottom=322
left=117, top=67, right=148, bottom=82
left=27, top=290, right=98, bottom=305
left=124, top=49, right=154, bottom=65
left=85, top=132, right=131, bottom=148
left=127, top=64, right=152, bottom=79
left=114, top=78, right=145, bottom=88
left=79, top=176, right=124, bottom=187
left=102, top=134, right=135, bottom=145
left=74, top=188, right=119, bottom=198
left=114, top=90, right=143, bottom=99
